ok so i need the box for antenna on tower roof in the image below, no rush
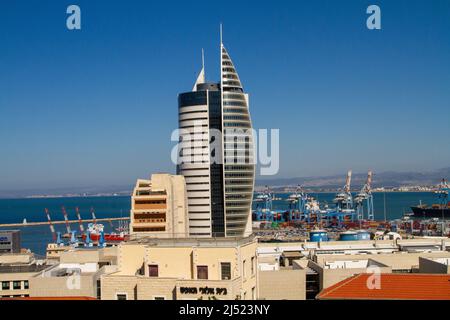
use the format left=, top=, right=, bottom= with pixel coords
left=202, top=48, right=205, bottom=71
left=220, top=23, right=223, bottom=45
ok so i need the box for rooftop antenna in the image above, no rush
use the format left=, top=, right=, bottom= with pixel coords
left=220, top=23, right=223, bottom=45
left=202, top=48, right=205, bottom=71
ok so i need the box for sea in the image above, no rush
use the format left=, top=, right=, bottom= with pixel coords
left=0, top=192, right=439, bottom=256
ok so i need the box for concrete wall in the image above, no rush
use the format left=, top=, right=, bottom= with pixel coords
left=238, top=241, right=258, bottom=300
left=315, top=251, right=450, bottom=272
left=258, top=268, right=306, bottom=300
left=145, top=247, right=193, bottom=279
left=419, top=257, right=450, bottom=274
left=137, top=277, right=177, bottom=300
left=29, top=274, right=96, bottom=298
left=308, top=260, right=391, bottom=289
left=117, top=244, right=146, bottom=275
left=58, top=247, right=118, bottom=265
left=0, top=253, right=33, bottom=264
left=0, top=272, right=36, bottom=297
left=101, top=274, right=138, bottom=300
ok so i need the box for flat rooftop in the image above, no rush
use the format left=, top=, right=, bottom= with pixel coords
left=0, top=264, right=49, bottom=274
left=126, top=235, right=255, bottom=248
left=323, top=259, right=386, bottom=270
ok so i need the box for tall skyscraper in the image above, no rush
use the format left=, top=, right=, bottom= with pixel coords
left=177, top=36, right=255, bottom=238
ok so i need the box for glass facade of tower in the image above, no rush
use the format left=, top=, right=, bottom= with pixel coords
left=220, top=45, right=255, bottom=237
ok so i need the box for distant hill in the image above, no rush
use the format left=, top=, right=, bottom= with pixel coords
left=0, top=185, right=133, bottom=199
left=256, top=167, right=450, bottom=189
left=1, top=168, right=449, bottom=198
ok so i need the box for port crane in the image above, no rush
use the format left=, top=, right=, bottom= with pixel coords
left=354, top=170, right=375, bottom=221
left=61, top=206, right=72, bottom=234
left=254, top=186, right=273, bottom=219
left=75, top=207, right=85, bottom=233
left=45, top=208, right=57, bottom=241
left=287, top=185, right=307, bottom=212
left=333, top=170, right=354, bottom=211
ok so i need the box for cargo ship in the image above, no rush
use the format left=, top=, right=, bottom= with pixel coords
left=80, top=223, right=128, bottom=242
left=411, top=179, right=450, bottom=218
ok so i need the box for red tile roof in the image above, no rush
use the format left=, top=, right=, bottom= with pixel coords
left=317, top=274, right=450, bottom=300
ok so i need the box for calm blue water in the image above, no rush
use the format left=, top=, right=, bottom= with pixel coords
left=0, top=192, right=438, bottom=255
left=0, top=196, right=130, bottom=256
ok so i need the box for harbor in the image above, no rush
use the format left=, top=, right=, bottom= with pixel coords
left=252, top=174, right=450, bottom=241
left=0, top=175, right=448, bottom=256
left=0, top=217, right=129, bottom=228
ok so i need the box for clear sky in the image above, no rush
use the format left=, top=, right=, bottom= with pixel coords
left=1, top=0, right=449, bottom=192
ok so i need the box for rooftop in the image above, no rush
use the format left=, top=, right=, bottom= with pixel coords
left=126, top=235, right=256, bottom=248
left=317, top=274, right=450, bottom=300
left=0, top=264, right=50, bottom=274
left=323, top=259, right=382, bottom=269
left=430, top=257, right=450, bottom=266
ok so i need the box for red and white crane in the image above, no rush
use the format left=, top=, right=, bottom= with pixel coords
left=75, top=207, right=85, bottom=233
left=90, top=207, right=97, bottom=225
left=45, top=208, right=57, bottom=241
left=61, top=206, right=72, bottom=234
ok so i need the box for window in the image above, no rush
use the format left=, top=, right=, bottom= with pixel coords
left=96, top=280, right=101, bottom=299
left=221, top=262, right=232, bottom=280
left=251, top=257, right=256, bottom=275
left=24, top=281, right=29, bottom=290
left=252, top=287, right=256, bottom=300
left=13, top=281, right=21, bottom=290
left=197, top=266, right=208, bottom=280
left=116, top=294, right=127, bottom=300
left=2, top=281, right=10, bottom=290
left=154, top=296, right=165, bottom=300
left=243, top=260, right=247, bottom=278
left=148, top=265, right=159, bottom=277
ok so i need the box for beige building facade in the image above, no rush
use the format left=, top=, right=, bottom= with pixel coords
left=29, top=247, right=118, bottom=299
left=101, top=237, right=257, bottom=300
left=0, top=253, right=50, bottom=298
left=130, top=174, right=189, bottom=238
left=258, top=260, right=307, bottom=300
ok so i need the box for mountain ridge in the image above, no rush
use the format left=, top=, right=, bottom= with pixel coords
left=0, top=168, right=448, bottom=198
left=256, top=167, right=450, bottom=189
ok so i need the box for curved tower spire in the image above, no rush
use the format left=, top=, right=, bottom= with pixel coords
left=220, top=30, right=255, bottom=237
left=192, top=49, right=205, bottom=91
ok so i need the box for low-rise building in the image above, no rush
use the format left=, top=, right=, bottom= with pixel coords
left=0, top=253, right=50, bottom=298
left=101, top=236, right=257, bottom=300
left=0, top=230, right=21, bottom=254
left=309, top=258, right=391, bottom=289
left=314, top=251, right=450, bottom=274
left=29, top=247, right=118, bottom=299
left=256, top=238, right=450, bottom=295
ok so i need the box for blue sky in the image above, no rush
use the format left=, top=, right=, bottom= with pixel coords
left=0, top=0, right=449, bottom=191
